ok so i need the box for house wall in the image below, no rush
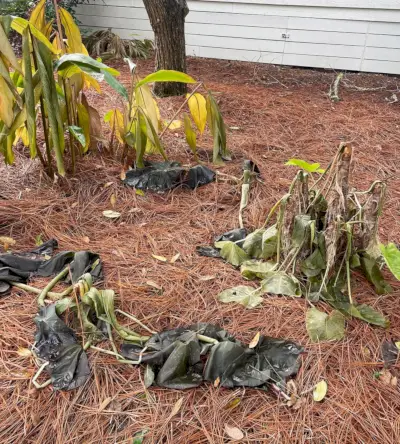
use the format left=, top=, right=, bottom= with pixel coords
left=76, top=0, right=400, bottom=74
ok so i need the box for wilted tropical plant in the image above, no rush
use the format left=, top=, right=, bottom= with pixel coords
left=104, top=62, right=230, bottom=167
left=0, top=0, right=127, bottom=176
left=83, top=28, right=153, bottom=60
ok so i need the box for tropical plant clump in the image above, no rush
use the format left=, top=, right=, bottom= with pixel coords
left=83, top=28, right=153, bottom=61
left=213, top=145, right=399, bottom=340
left=0, top=0, right=128, bottom=177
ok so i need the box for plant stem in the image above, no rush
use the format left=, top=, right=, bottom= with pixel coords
left=10, top=282, right=73, bottom=299
left=115, top=309, right=156, bottom=334
left=159, top=82, right=203, bottom=139
left=38, top=267, right=69, bottom=306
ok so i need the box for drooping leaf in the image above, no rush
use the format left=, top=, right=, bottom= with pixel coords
left=55, top=53, right=119, bottom=76
left=206, top=92, right=230, bottom=163
left=68, top=125, right=86, bottom=148
left=242, top=229, right=265, bottom=258
left=306, top=308, right=345, bottom=342
left=215, top=241, right=250, bottom=267
left=359, top=253, right=392, bottom=294
left=12, top=18, right=59, bottom=54
left=313, top=380, right=327, bottom=402
left=59, top=7, right=82, bottom=53
left=22, top=28, right=37, bottom=157
left=0, top=19, right=22, bottom=73
left=141, top=111, right=167, bottom=160
left=135, top=70, right=196, bottom=89
left=29, top=0, right=46, bottom=31
left=135, top=83, right=160, bottom=137
left=218, top=285, right=264, bottom=308
left=291, top=214, right=312, bottom=248
left=301, top=249, right=325, bottom=278
left=240, top=260, right=276, bottom=280
left=103, top=69, right=128, bottom=100
left=262, top=225, right=278, bottom=259
left=0, top=76, right=14, bottom=128
left=261, top=271, right=302, bottom=297
left=104, top=108, right=125, bottom=144
left=183, top=113, right=197, bottom=158
left=285, top=159, right=325, bottom=174
left=380, top=242, right=400, bottom=280
left=187, top=92, right=207, bottom=134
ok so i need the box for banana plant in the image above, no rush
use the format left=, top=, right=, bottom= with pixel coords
left=0, top=0, right=128, bottom=177
left=104, top=62, right=230, bottom=167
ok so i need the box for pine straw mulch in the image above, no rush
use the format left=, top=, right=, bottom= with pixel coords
left=1, top=57, right=400, bottom=443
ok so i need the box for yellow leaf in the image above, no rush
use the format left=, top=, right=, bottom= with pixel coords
left=120, top=169, right=126, bottom=180
left=249, top=332, right=260, bottom=349
left=17, top=347, right=32, bottom=357
left=59, top=8, right=82, bottom=53
left=12, top=18, right=60, bottom=55
left=82, top=236, right=90, bottom=244
left=0, top=22, right=22, bottom=74
left=81, top=43, right=89, bottom=55
left=0, top=76, right=14, bottom=128
left=187, top=93, right=207, bottom=134
left=313, top=380, right=328, bottom=402
left=224, top=424, right=244, bottom=441
left=214, top=376, right=220, bottom=388
left=395, top=342, right=400, bottom=350
left=226, top=398, right=241, bottom=409
left=170, top=253, right=180, bottom=263
left=135, top=189, right=145, bottom=196
left=42, top=20, right=53, bottom=39
left=104, top=182, right=113, bottom=188
left=83, top=72, right=101, bottom=93
left=29, top=0, right=46, bottom=33
left=165, top=119, right=181, bottom=130
left=135, top=83, right=160, bottom=143
left=110, top=193, right=117, bottom=208
left=105, top=109, right=125, bottom=144
left=152, top=254, right=167, bottom=262
left=184, top=113, right=197, bottom=156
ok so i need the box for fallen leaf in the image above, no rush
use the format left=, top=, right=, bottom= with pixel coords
left=104, top=181, right=113, bottom=188
left=135, top=189, right=145, bottom=196
left=103, top=210, right=121, bottom=219
left=218, top=285, right=264, bottom=308
left=146, top=281, right=162, bottom=290
left=71, top=202, right=78, bottom=208
left=169, top=397, right=184, bottom=418
left=224, top=424, right=244, bottom=441
left=199, top=275, right=215, bottom=281
left=249, top=332, right=260, bottom=349
left=214, top=376, right=220, bottom=388
left=0, top=236, right=16, bottom=250
left=306, top=308, right=345, bottom=342
left=98, top=397, right=113, bottom=412
left=292, top=397, right=306, bottom=410
left=82, top=236, right=90, bottom=244
left=120, top=169, right=126, bottom=180
left=362, top=346, right=371, bottom=359
left=313, top=380, right=328, bottom=402
left=31, top=412, right=41, bottom=426
left=152, top=254, right=167, bottom=262
left=110, top=194, right=117, bottom=207
left=226, top=398, right=241, bottom=409
left=378, top=369, right=398, bottom=386
left=17, top=347, right=32, bottom=357
left=170, top=253, right=180, bottom=263
left=132, top=429, right=148, bottom=444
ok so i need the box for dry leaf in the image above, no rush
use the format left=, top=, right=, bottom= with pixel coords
left=362, top=346, right=371, bottom=359
left=120, top=169, right=126, bottom=180
left=98, top=397, right=113, bottom=412
left=249, top=332, right=260, bottom=349
left=286, top=379, right=298, bottom=396
left=379, top=369, right=398, bottom=386
left=226, top=398, right=241, bottom=409
left=152, top=254, right=167, bottom=262
left=170, top=253, right=181, bottom=263
left=82, top=236, right=90, bottom=244
left=31, top=412, right=41, bottom=426
left=292, top=397, right=306, bottom=410
left=199, top=275, right=216, bottom=281
left=71, top=202, right=78, bottom=208
left=224, top=424, right=244, bottom=441
left=169, top=397, right=184, bottom=419
left=214, top=376, right=220, bottom=388
left=110, top=194, right=117, bottom=208
left=0, top=236, right=16, bottom=250
left=17, top=347, right=32, bottom=357
left=313, top=380, right=328, bottom=402
left=103, top=210, right=121, bottom=219
left=146, top=281, right=162, bottom=290
left=104, top=182, right=113, bottom=188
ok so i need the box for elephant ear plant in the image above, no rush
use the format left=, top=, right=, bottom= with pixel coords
left=0, top=0, right=128, bottom=177
left=104, top=62, right=230, bottom=167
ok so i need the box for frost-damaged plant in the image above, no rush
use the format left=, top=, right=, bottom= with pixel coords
left=215, top=144, right=399, bottom=333
left=104, top=62, right=230, bottom=167
left=0, top=0, right=127, bottom=176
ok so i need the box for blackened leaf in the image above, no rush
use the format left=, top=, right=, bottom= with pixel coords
left=218, top=285, right=263, bottom=308
left=196, top=246, right=220, bottom=258
left=381, top=340, right=399, bottom=368
left=306, top=308, right=345, bottom=342
left=261, top=272, right=302, bottom=297
left=380, top=243, right=400, bottom=280
left=359, top=253, right=392, bottom=295
left=240, top=260, right=276, bottom=280
left=215, top=241, right=250, bottom=267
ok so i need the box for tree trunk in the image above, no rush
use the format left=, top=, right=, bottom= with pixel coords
left=143, top=0, right=188, bottom=97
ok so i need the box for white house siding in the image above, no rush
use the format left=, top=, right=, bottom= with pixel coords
left=76, top=0, right=400, bottom=75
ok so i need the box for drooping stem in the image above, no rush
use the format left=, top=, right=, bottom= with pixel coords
left=38, top=267, right=69, bottom=306
left=11, top=281, right=73, bottom=300
left=239, top=165, right=251, bottom=229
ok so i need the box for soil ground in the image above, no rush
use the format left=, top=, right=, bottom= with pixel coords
left=1, top=56, right=400, bottom=443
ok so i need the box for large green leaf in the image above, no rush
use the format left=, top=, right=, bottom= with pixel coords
left=103, top=70, right=128, bottom=100
left=260, top=271, right=302, bottom=297
left=291, top=214, right=312, bottom=248
left=135, top=70, right=196, bottom=89
left=12, top=17, right=58, bottom=54
left=380, top=243, right=400, bottom=280
left=55, top=53, right=119, bottom=75
left=285, top=158, right=325, bottom=174
left=22, top=29, right=36, bottom=157
left=301, top=249, right=325, bottom=278
left=141, top=111, right=167, bottom=160
left=206, top=92, right=230, bottom=163
left=215, top=241, right=250, bottom=267
left=68, top=125, right=86, bottom=148
left=240, top=260, right=276, bottom=280
left=218, top=285, right=263, bottom=308
left=359, top=253, right=392, bottom=294
left=306, top=307, right=345, bottom=342
left=242, top=229, right=264, bottom=258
